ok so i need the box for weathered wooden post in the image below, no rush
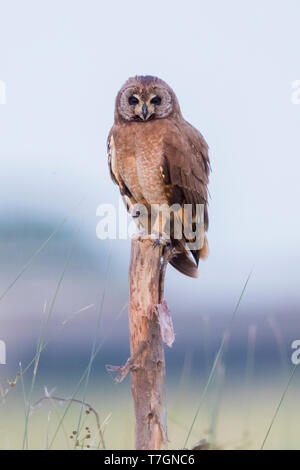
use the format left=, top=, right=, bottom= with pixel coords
left=129, top=236, right=167, bottom=450
left=108, top=235, right=174, bottom=450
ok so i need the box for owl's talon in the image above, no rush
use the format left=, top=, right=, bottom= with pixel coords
left=131, top=230, right=148, bottom=241
left=151, top=232, right=170, bottom=248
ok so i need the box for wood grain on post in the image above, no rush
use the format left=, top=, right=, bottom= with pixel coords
left=129, top=236, right=168, bottom=450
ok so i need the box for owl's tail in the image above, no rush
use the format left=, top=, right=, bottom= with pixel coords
left=169, top=236, right=208, bottom=278
left=169, top=251, right=199, bottom=278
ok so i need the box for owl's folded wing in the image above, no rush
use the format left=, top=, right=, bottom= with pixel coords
left=107, top=127, right=137, bottom=212
left=162, top=120, right=210, bottom=231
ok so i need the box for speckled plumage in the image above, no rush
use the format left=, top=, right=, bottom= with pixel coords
left=113, top=120, right=168, bottom=205
left=107, top=76, right=210, bottom=277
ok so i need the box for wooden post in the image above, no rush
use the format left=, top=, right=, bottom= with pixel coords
left=128, top=235, right=168, bottom=450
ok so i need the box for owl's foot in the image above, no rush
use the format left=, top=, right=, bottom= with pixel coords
left=131, top=230, right=148, bottom=240
left=150, top=232, right=171, bottom=248
left=132, top=231, right=171, bottom=247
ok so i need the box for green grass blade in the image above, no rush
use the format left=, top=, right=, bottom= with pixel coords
left=183, top=269, right=253, bottom=449
left=0, top=196, right=86, bottom=304
left=47, top=296, right=127, bottom=449
left=22, top=229, right=79, bottom=449
left=72, top=246, right=112, bottom=449
left=260, top=363, right=298, bottom=449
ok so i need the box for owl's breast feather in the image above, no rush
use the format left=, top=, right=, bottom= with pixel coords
left=115, top=121, right=169, bottom=206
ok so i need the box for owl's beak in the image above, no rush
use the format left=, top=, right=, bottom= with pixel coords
left=142, top=103, right=148, bottom=119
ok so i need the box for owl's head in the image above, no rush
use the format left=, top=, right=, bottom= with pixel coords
left=115, top=76, right=181, bottom=123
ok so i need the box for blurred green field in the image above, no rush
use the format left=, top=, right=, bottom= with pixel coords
left=1, top=371, right=299, bottom=450
left=1, top=218, right=299, bottom=451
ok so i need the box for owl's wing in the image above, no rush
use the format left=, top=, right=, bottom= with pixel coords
left=107, top=127, right=120, bottom=186
left=107, top=127, right=137, bottom=212
left=162, top=120, right=210, bottom=226
left=162, top=120, right=210, bottom=264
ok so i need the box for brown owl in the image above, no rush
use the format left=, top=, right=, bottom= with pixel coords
left=107, top=75, right=210, bottom=278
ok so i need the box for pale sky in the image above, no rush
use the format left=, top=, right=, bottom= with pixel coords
left=0, top=0, right=300, bottom=312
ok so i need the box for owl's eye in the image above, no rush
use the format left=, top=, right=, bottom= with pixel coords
left=150, top=96, right=162, bottom=105
left=128, top=96, right=139, bottom=105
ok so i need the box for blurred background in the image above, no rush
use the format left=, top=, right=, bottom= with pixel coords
left=0, top=0, right=300, bottom=450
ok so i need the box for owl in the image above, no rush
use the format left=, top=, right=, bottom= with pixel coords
left=107, top=75, right=210, bottom=278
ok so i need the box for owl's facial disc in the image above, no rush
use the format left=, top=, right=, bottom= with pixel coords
left=119, top=86, right=173, bottom=122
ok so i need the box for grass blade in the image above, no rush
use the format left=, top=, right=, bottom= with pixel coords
left=0, top=196, right=86, bottom=304
left=72, top=246, right=112, bottom=449
left=22, top=228, right=79, bottom=449
left=183, top=269, right=253, bottom=449
left=260, top=363, right=298, bottom=449
left=47, top=287, right=127, bottom=449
